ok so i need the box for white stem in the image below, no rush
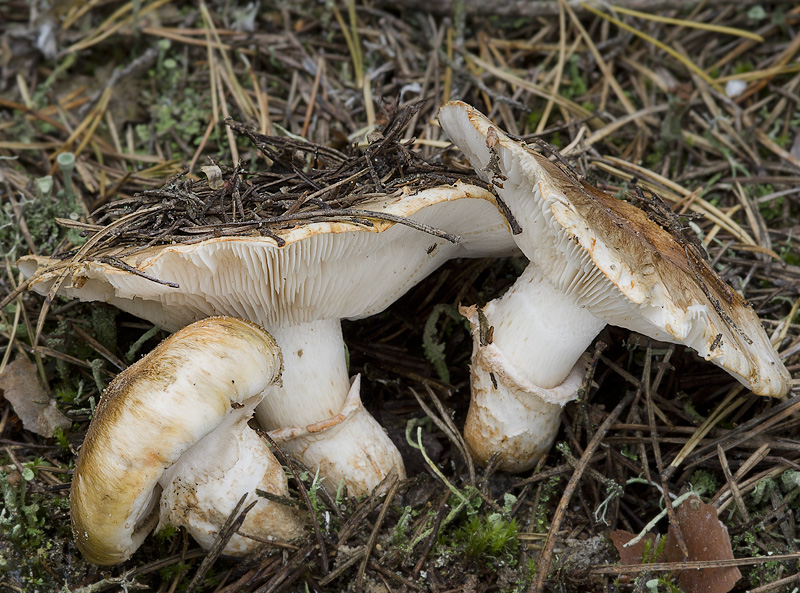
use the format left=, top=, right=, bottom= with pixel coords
left=158, top=398, right=305, bottom=555
left=484, top=264, right=605, bottom=389
left=255, top=320, right=405, bottom=496
left=463, top=264, right=605, bottom=472
left=255, top=319, right=350, bottom=428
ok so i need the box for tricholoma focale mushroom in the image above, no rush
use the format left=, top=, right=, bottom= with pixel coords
left=71, top=316, right=305, bottom=565
left=438, top=100, right=790, bottom=472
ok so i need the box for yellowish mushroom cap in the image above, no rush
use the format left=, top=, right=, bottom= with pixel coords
left=70, top=316, right=300, bottom=565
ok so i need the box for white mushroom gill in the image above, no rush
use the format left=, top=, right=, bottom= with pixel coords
left=438, top=100, right=790, bottom=473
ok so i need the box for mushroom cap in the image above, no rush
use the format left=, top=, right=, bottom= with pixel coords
left=71, top=316, right=284, bottom=565
left=438, top=101, right=790, bottom=397
left=19, top=182, right=516, bottom=332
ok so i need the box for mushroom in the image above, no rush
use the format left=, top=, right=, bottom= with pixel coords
left=21, top=181, right=518, bottom=494
left=438, top=100, right=791, bottom=472
left=71, top=316, right=306, bottom=565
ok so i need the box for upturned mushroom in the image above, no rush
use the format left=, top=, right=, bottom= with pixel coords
left=438, top=100, right=791, bottom=472
left=71, top=316, right=306, bottom=565
left=21, top=181, right=517, bottom=495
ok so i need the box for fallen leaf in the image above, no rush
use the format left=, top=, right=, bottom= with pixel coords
left=200, top=164, right=224, bottom=190
left=664, top=495, right=741, bottom=593
left=609, top=496, right=741, bottom=593
left=0, top=357, right=70, bottom=437
left=609, top=530, right=663, bottom=565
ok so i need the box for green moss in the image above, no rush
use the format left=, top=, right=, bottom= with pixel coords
left=0, top=470, right=74, bottom=591
left=0, top=172, right=86, bottom=260
left=449, top=513, right=519, bottom=564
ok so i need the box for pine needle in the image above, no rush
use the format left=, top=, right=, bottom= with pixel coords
left=582, top=2, right=721, bottom=91
left=610, top=5, right=764, bottom=42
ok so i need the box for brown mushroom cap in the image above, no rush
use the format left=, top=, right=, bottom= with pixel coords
left=439, top=100, right=790, bottom=397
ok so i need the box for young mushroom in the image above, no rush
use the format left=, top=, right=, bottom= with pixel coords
left=21, top=181, right=517, bottom=495
left=71, top=316, right=306, bottom=565
left=438, top=100, right=791, bottom=472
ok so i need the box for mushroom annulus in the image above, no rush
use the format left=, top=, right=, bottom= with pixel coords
left=438, top=100, right=791, bottom=472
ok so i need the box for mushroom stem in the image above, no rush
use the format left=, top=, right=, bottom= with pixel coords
left=459, top=264, right=603, bottom=472
left=158, top=397, right=306, bottom=555
left=256, top=320, right=351, bottom=427
left=255, top=320, right=406, bottom=496
left=475, top=264, right=605, bottom=389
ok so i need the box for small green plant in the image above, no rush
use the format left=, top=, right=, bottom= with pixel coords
left=778, top=239, right=800, bottom=266
left=452, top=513, right=519, bottom=562
left=689, top=469, right=719, bottom=497
left=388, top=505, right=416, bottom=551
left=0, top=468, right=75, bottom=589
left=153, top=524, right=179, bottom=542
left=54, top=378, right=85, bottom=404
left=52, top=427, right=71, bottom=452
left=421, top=304, right=465, bottom=383
left=640, top=534, right=667, bottom=564
left=0, top=471, right=46, bottom=549
left=533, top=475, right=562, bottom=533
left=157, top=559, right=192, bottom=582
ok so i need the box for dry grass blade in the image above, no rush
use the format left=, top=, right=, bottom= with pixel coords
left=589, top=551, right=800, bottom=575
left=609, top=4, right=764, bottom=40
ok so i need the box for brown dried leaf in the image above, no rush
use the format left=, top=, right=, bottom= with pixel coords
left=0, top=357, right=70, bottom=437
left=665, top=495, right=742, bottom=593
left=609, top=530, right=663, bottom=565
